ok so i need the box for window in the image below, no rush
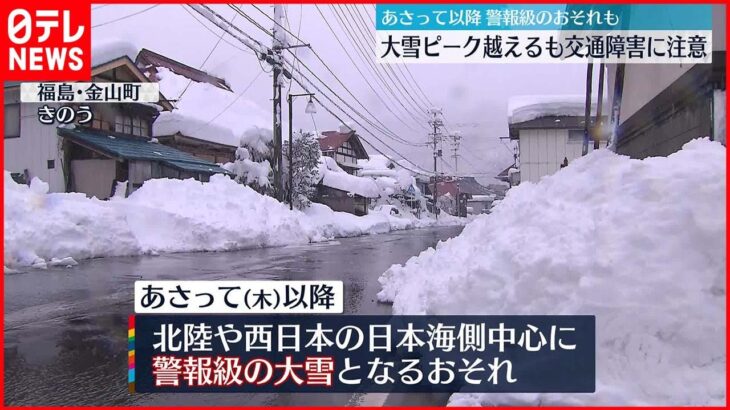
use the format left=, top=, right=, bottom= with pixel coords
left=568, top=129, right=584, bottom=144
left=337, top=142, right=355, bottom=157
left=47, top=160, right=55, bottom=169
left=4, top=103, right=20, bottom=139
left=91, top=117, right=111, bottom=131
left=115, top=114, right=149, bottom=136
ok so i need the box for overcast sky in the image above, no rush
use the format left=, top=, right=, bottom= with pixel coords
left=92, top=4, right=593, bottom=184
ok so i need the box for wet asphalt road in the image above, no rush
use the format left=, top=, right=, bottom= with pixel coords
left=4, top=225, right=462, bottom=406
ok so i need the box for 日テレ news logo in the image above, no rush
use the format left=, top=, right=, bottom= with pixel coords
left=2, top=2, right=90, bottom=80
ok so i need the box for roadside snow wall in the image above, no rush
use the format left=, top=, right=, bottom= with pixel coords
left=378, top=138, right=726, bottom=406
left=4, top=173, right=465, bottom=269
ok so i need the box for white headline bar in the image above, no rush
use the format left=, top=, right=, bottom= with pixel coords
left=135, top=280, right=344, bottom=314
left=20, top=82, right=160, bottom=103
left=376, top=30, right=713, bottom=64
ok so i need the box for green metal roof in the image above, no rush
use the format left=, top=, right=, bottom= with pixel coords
left=57, top=126, right=230, bottom=175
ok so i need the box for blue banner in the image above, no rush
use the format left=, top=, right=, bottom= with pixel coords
left=375, top=4, right=713, bottom=31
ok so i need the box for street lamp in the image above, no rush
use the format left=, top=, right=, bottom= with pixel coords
left=287, top=92, right=316, bottom=210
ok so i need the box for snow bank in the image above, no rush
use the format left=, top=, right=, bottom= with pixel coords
left=508, top=94, right=604, bottom=124
left=378, top=139, right=726, bottom=406
left=152, top=67, right=269, bottom=147
left=4, top=173, right=466, bottom=269
left=4, top=175, right=141, bottom=268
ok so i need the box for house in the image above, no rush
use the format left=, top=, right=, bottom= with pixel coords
left=431, top=176, right=493, bottom=216
left=135, top=48, right=241, bottom=164
left=496, top=163, right=520, bottom=187
left=507, top=95, right=607, bottom=184
left=315, top=156, right=379, bottom=215
left=466, top=194, right=495, bottom=215
left=4, top=46, right=228, bottom=199
left=605, top=5, right=726, bottom=158
left=318, top=126, right=369, bottom=175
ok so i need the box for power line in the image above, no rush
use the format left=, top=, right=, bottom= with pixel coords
left=92, top=5, right=160, bottom=28
left=344, top=4, right=431, bottom=117
left=187, top=4, right=433, bottom=175
left=181, top=5, right=255, bottom=57
left=329, top=5, right=428, bottom=128
left=178, top=7, right=241, bottom=101
left=283, top=5, right=303, bottom=97
left=282, top=51, right=426, bottom=148
left=310, top=5, right=421, bottom=134
left=362, top=5, right=435, bottom=109
left=185, top=69, right=264, bottom=138
left=243, top=4, right=426, bottom=147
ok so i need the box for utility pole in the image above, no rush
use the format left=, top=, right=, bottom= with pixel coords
left=583, top=61, right=594, bottom=156
left=450, top=131, right=462, bottom=217
left=594, top=62, right=605, bottom=150
left=427, top=108, right=444, bottom=219
left=271, top=4, right=285, bottom=201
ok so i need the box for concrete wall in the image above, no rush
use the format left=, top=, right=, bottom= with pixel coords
left=518, top=128, right=594, bottom=183
left=4, top=87, right=65, bottom=192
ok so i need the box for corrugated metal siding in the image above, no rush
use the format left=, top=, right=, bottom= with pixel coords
left=519, top=128, right=593, bottom=183
left=4, top=87, right=65, bottom=192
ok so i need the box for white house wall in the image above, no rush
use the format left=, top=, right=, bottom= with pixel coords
left=519, top=128, right=592, bottom=183
left=4, top=87, right=65, bottom=192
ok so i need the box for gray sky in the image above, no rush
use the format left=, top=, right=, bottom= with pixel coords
left=92, top=4, right=593, bottom=184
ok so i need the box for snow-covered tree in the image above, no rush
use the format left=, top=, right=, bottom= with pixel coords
left=223, top=126, right=274, bottom=195
left=283, top=131, right=321, bottom=209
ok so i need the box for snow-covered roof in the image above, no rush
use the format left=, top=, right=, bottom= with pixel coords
left=508, top=95, right=603, bottom=124
left=318, top=130, right=369, bottom=160
left=91, top=38, right=139, bottom=67
left=469, top=194, right=495, bottom=202
left=318, top=156, right=379, bottom=198
left=152, top=67, right=269, bottom=149
left=136, top=48, right=231, bottom=91
left=358, top=154, right=394, bottom=171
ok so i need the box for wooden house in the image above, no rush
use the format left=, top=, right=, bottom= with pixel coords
left=4, top=50, right=228, bottom=199
left=135, top=48, right=239, bottom=164
left=318, top=129, right=369, bottom=175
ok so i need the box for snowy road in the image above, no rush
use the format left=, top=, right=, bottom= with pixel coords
left=4, top=225, right=462, bottom=406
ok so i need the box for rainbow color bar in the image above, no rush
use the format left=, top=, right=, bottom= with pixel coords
left=128, top=314, right=135, bottom=393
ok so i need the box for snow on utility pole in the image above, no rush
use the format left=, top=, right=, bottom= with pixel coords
left=272, top=5, right=286, bottom=200
left=428, top=108, right=444, bottom=219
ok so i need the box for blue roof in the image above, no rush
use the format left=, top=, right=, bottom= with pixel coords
left=57, top=126, right=230, bottom=175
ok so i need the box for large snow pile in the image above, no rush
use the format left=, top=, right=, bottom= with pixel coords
left=4, top=176, right=141, bottom=268
left=508, top=94, right=604, bottom=124
left=378, top=138, right=726, bottom=406
left=4, top=173, right=466, bottom=269
left=152, top=67, right=269, bottom=147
